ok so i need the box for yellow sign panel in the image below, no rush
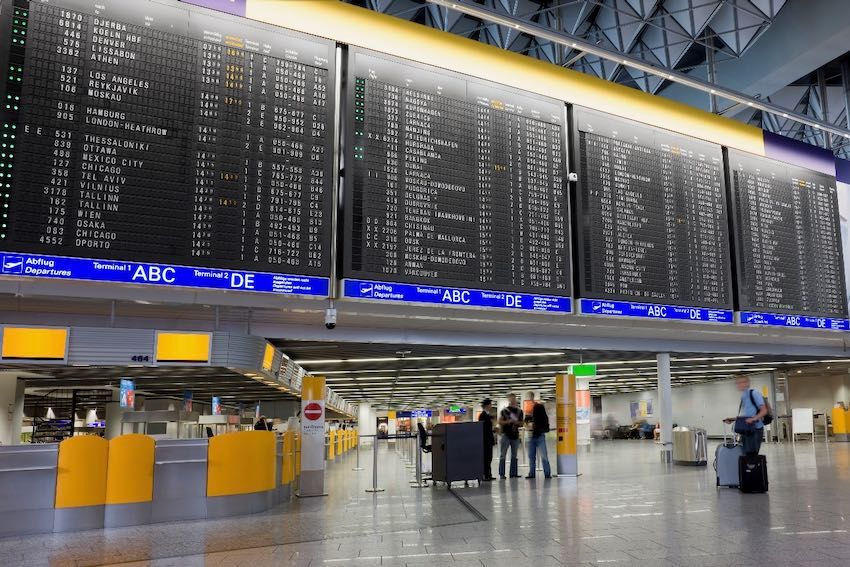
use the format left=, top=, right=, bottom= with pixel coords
left=207, top=430, right=276, bottom=497
left=155, top=332, right=210, bottom=363
left=556, top=373, right=577, bottom=457
left=262, top=343, right=275, bottom=371
left=55, top=436, right=108, bottom=509
left=106, top=434, right=155, bottom=505
left=301, top=374, right=326, bottom=401
left=2, top=327, right=67, bottom=360
left=387, top=410, right=397, bottom=420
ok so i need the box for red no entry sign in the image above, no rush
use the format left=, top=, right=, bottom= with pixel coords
left=304, top=402, right=323, bottom=421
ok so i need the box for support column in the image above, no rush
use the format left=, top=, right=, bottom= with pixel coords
left=657, top=353, right=672, bottom=463
left=705, top=36, right=718, bottom=113
left=0, top=371, right=25, bottom=445
left=555, top=373, right=577, bottom=476
left=298, top=375, right=327, bottom=497
left=104, top=389, right=133, bottom=440
left=840, top=58, right=850, bottom=130
left=817, top=67, right=832, bottom=148
left=358, top=403, right=374, bottom=445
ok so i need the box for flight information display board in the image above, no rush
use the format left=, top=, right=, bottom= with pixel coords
left=342, top=49, right=571, bottom=312
left=573, top=108, right=733, bottom=323
left=729, top=149, right=848, bottom=327
left=0, top=0, right=334, bottom=296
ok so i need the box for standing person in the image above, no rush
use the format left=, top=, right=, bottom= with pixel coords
left=724, top=376, right=768, bottom=456
left=525, top=392, right=552, bottom=479
left=254, top=415, right=272, bottom=431
left=479, top=399, right=496, bottom=481
left=498, top=393, right=523, bottom=479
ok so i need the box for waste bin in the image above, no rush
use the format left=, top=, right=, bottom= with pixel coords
left=672, top=426, right=707, bottom=466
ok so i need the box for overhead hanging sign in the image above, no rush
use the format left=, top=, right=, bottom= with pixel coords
left=0, top=253, right=329, bottom=297
left=739, top=312, right=849, bottom=331
left=119, top=379, right=135, bottom=409
left=396, top=410, right=432, bottom=418
left=579, top=299, right=733, bottom=323
left=182, top=391, right=193, bottom=412
left=344, top=280, right=571, bottom=313
left=569, top=364, right=597, bottom=377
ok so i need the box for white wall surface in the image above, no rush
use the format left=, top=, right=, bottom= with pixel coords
left=601, top=374, right=773, bottom=437
left=786, top=372, right=850, bottom=414
left=0, top=372, right=25, bottom=445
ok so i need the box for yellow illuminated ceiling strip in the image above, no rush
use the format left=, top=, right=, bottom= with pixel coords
left=246, top=0, right=764, bottom=154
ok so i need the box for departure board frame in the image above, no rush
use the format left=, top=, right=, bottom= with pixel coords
left=340, top=46, right=573, bottom=313
left=0, top=0, right=337, bottom=298
left=570, top=106, right=735, bottom=324
left=726, top=148, right=849, bottom=330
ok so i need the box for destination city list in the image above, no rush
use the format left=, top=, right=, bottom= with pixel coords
left=3, top=0, right=335, bottom=278
left=346, top=51, right=570, bottom=297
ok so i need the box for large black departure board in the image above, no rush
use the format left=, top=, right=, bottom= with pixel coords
left=343, top=49, right=570, bottom=296
left=728, top=150, right=847, bottom=318
left=573, top=108, right=733, bottom=308
left=0, top=0, right=335, bottom=276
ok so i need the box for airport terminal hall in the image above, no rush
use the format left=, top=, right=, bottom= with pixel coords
left=6, top=0, right=850, bottom=566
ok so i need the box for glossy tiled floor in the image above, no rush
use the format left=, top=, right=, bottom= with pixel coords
left=5, top=438, right=850, bottom=566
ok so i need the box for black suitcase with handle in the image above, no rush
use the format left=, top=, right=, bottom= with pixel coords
left=738, top=454, right=768, bottom=493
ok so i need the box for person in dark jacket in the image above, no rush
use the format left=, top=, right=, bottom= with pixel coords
left=479, top=399, right=496, bottom=481
left=526, top=392, right=551, bottom=479
left=254, top=416, right=272, bottom=431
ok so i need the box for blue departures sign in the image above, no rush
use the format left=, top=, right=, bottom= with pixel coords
left=740, top=311, right=849, bottom=331
left=0, top=252, right=330, bottom=297
left=342, top=279, right=572, bottom=313
left=579, top=299, right=733, bottom=323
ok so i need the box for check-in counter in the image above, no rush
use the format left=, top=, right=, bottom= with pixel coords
left=151, top=438, right=208, bottom=523
left=0, top=429, right=297, bottom=535
left=832, top=406, right=849, bottom=441
left=0, top=444, right=58, bottom=536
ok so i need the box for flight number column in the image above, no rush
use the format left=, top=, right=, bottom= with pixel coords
left=356, top=78, right=399, bottom=275
left=11, top=4, right=88, bottom=248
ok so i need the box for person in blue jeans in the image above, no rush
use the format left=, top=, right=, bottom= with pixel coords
left=498, top=393, right=523, bottom=479
left=724, top=376, right=768, bottom=455
left=525, top=392, right=551, bottom=479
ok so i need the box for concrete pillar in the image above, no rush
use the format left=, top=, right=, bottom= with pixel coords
left=0, top=372, right=25, bottom=445
left=657, top=353, right=673, bottom=463
left=358, top=403, right=374, bottom=444
left=104, top=389, right=130, bottom=439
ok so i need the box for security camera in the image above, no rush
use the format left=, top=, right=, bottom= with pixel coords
left=324, top=307, right=337, bottom=330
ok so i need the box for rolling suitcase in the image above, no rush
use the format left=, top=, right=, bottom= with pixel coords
left=739, top=454, right=768, bottom=493
left=714, top=423, right=743, bottom=487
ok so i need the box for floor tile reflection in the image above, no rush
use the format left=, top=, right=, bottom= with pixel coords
left=4, top=440, right=850, bottom=566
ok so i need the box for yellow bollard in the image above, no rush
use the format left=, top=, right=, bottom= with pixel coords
left=282, top=430, right=294, bottom=485
left=328, top=430, right=335, bottom=461
left=295, top=433, right=301, bottom=476
left=337, top=429, right=343, bottom=455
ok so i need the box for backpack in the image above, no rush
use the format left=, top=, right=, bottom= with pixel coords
left=749, top=389, right=774, bottom=426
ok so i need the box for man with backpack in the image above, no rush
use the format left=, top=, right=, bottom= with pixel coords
left=724, top=376, right=771, bottom=456
left=525, top=392, right=552, bottom=479
left=498, top=393, right=523, bottom=479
